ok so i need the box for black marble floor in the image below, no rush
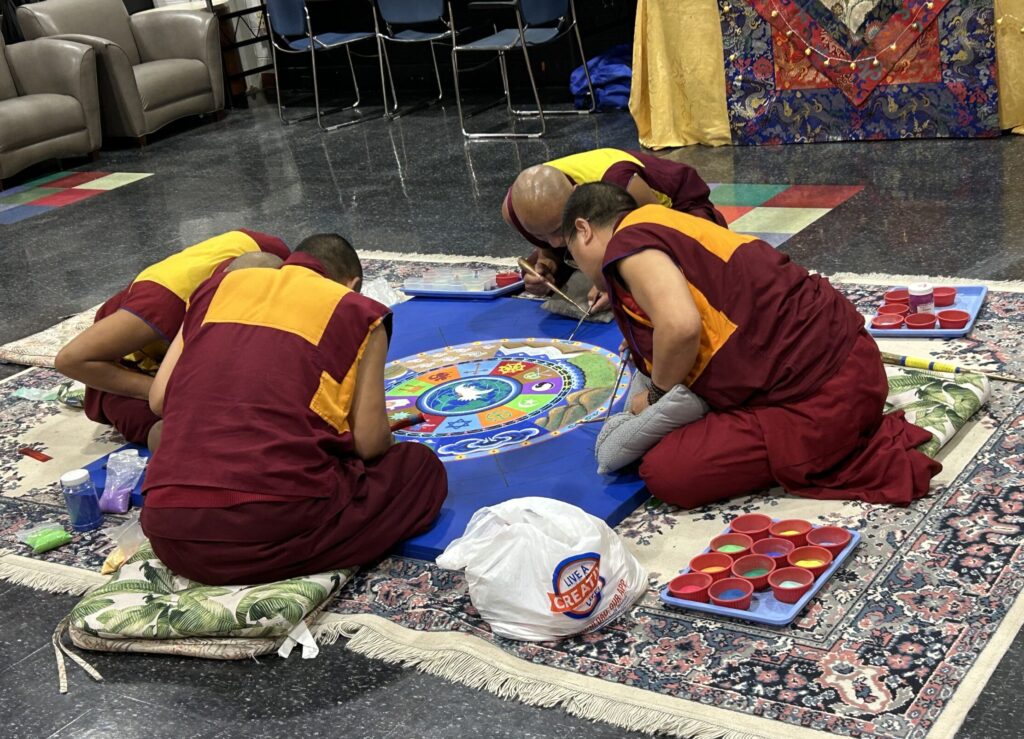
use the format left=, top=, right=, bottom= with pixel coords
left=1, top=99, right=1022, bottom=737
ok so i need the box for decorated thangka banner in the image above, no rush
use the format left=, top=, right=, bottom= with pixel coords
left=719, top=0, right=1000, bottom=144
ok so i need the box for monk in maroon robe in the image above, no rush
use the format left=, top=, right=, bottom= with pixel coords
left=562, top=183, right=939, bottom=507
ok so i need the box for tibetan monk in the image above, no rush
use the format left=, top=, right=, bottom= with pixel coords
left=56, top=230, right=289, bottom=448
left=140, top=234, right=448, bottom=585
left=562, top=183, right=939, bottom=507
left=504, top=148, right=725, bottom=310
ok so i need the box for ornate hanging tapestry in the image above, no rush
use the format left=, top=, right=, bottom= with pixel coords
left=719, top=0, right=1000, bottom=143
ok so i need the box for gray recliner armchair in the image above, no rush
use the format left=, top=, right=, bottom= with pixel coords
left=17, top=0, right=224, bottom=142
left=0, top=36, right=101, bottom=183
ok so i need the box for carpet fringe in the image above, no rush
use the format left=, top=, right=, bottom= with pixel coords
left=827, top=271, right=1024, bottom=292
left=312, top=617, right=769, bottom=739
left=0, top=551, right=104, bottom=595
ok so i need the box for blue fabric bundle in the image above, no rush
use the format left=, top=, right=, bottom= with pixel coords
left=570, top=43, right=632, bottom=110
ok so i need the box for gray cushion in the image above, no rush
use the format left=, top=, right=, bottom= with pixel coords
left=0, top=38, right=17, bottom=101
left=0, top=93, right=84, bottom=152
left=16, top=0, right=140, bottom=65
left=595, top=380, right=710, bottom=475
left=134, top=58, right=210, bottom=111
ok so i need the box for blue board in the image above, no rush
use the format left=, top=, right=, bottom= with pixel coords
left=658, top=524, right=861, bottom=626
left=867, top=285, right=987, bottom=339
left=387, top=297, right=649, bottom=561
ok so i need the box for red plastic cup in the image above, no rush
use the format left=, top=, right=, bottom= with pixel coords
left=933, top=286, right=957, bottom=307
left=495, top=271, right=521, bottom=287
left=710, top=533, right=753, bottom=560
left=871, top=314, right=904, bottom=329
left=905, top=312, right=937, bottom=330
left=768, top=519, right=812, bottom=547
left=689, top=552, right=734, bottom=582
left=752, top=537, right=795, bottom=560
left=937, top=309, right=970, bottom=329
left=728, top=513, right=773, bottom=541
left=768, top=567, right=814, bottom=604
left=787, top=546, right=833, bottom=579
left=709, top=577, right=754, bottom=610
left=731, top=554, right=777, bottom=591
left=806, top=526, right=852, bottom=557
left=667, top=572, right=713, bottom=602
left=878, top=303, right=910, bottom=317
left=884, top=288, right=909, bottom=305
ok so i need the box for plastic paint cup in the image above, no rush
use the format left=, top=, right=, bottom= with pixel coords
left=689, top=552, right=735, bottom=582
left=752, top=537, right=795, bottom=560
left=905, top=312, right=937, bottom=330
left=871, top=314, right=904, bottom=330
left=495, top=271, right=521, bottom=287
left=884, top=288, right=909, bottom=305
left=728, top=513, right=773, bottom=541
left=709, top=577, right=754, bottom=610
left=768, top=567, right=814, bottom=604
left=768, top=519, right=812, bottom=547
left=806, top=526, right=852, bottom=557
left=731, top=554, right=777, bottom=591
left=878, top=303, right=910, bottom=317
left=933, top=287, right=957, bottom=307
left=710, top=533, right=754, bottom=560
left=787, top=546, right=834, bottom=579
left=937, top=309, right=970, bottom=330
left=668, top=572, right=713, bottom=602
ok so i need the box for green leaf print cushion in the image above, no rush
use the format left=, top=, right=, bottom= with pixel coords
left=884, top=368, right=990, bottom=458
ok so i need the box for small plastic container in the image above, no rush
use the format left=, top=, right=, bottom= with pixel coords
left=768, top=519, right=812, bottom=546
left=907, top=282, right=934, bottom=314
left=709, top=578, right=754, bottom=609
left=787, top=545, right=833, bottom=579
left=806, top=526, right=852, bottom=557
left=878, top=303, right=909, bottom=317
left=933, top=286, right=957, bottom=307
left=667, top=572, right=713, bottom=602
left=709, top=532, right=753, bottom=560
left=689, top=551, right=734, bottom=581
left=728, top=513, right=772, bottom=541
left=884, top=288, right=909, bottom=305
left=495, top=271, right=521, bottom=287
left=751, top=537, right=795, bottom=560
left=871, top=314, right=904, bottom=329
left=59, top=469, right=103, bottom=532
left=731, top=554, right=776, bottom=591
left=905, top=312, right=937, bottom=330
left=937, top=309, right=970, bottom=329
left=768, top=567, right=814, bottom=604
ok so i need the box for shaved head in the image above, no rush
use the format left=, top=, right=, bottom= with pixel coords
left=511, top=165, right=575, bottom=247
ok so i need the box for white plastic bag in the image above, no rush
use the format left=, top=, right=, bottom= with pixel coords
left=436, top=497, right=647, bottom=642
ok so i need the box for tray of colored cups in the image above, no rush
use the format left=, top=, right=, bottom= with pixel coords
left=866, top=285, right=987, bottom=339
left=658, top=514, right=860, bottom=626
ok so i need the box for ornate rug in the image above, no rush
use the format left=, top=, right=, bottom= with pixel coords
left=2, top=274, right=1023, bottom=739
left=719, top=0, right=1001, bottom=143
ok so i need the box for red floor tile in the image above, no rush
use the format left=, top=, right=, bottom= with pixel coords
left=44, top=172, right=109, bottom=189
left=716, top=205, right=755, bottom=224
left=761, top=184, right=864, bottom=208
left=29, top=188, right=105, bottom=207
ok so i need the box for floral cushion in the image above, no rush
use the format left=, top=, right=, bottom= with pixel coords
left=885, top=368, right=990, bottom=458
left=69, top=544, right=350, bottom=644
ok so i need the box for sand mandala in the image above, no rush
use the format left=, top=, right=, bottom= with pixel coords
left=384, top=339, right=629, bottom=461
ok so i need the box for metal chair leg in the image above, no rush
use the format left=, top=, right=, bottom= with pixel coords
left=507, top=22, right=595, bottom=117
left=429, top=41, right=443, bottom=103
left=498, top=51, right=513, bottom=115
left=573, top=21, right=596, bottom=114
left=380, top=39, right=400, bottom=118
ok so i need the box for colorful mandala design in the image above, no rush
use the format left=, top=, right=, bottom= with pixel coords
left=384, top=339, right=629, bottom=461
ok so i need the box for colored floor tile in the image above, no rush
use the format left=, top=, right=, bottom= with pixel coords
left=761, top=184, right=864, bottom=208
left=716, top=205, right=754, bottom=224
left=746, top=232, right=793, bottom=247
left=707, top=183, right=790, bottom=206
left=30, top=189, right=104, bottom=207
left=21, top=171, right=74, bottom=188
left=729, top=206, right=832, bottom=234
left=0, top=187, right=61, bottom=206
left=0, top=205, right=53, bottom=224
left=46, top=172, right=110, bottom=188
left=80, top=172, right=152, bottom=190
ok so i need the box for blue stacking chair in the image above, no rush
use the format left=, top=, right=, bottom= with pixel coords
left=374, top=0, right=457, bottom=118
left=266, top=0, right=387, bottom=131
left=451, top=0, right=595, bottom=139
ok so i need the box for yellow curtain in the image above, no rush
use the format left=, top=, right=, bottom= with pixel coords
left=631, top=0, right=1024, bottom=147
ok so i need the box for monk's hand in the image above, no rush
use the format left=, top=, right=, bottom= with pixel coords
left=587, top=286, right=611, bottom=314
left=630, top=391, right=650, bottom=415
left=523, top=253, right=557, bottom=296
